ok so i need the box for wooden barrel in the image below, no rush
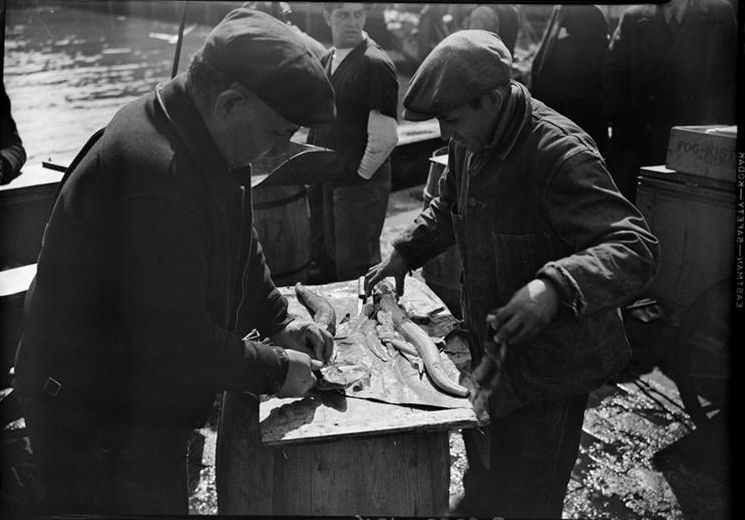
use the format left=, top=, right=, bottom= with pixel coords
left=251, top=185, right=310, bottom=287
left=421, top=148, right=462, bottom=319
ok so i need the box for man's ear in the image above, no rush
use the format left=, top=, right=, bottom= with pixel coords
left=322, top=9, right=332, bottom=27
left=487, top=88, right=506, bottom=112
left=213, top=88, right=246, bottom=121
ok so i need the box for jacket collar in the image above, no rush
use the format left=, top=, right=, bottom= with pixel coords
left=155, top=74, right=238, bottom=207
left=481, top=80, right=532, bottom=161
left=327, top=36, right=369, bottom=79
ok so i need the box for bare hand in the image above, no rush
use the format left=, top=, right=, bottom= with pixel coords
left=271, top=319, right=334, bottom=364
left=364, top=249, right=408, bottom=297
left=275, top=349, right=323, bottom=398
left=487, top=278, right=560, bottom=345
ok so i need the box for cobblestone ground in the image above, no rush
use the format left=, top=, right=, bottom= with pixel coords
left=188, top=187, right=730, bottom=518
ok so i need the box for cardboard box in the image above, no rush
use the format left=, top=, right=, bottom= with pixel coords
left=666, top=125, right=737, bottom=184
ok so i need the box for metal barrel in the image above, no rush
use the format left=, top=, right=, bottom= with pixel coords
left=420, top=147, right=462, bottom=319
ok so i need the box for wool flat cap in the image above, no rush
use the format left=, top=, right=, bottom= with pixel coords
left=202, top=8, right=335, bottom=126
left=403, top=30, right=512, bottom=121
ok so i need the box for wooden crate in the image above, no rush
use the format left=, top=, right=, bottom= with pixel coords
left=216, top=278, right=480, bottom=516
left=0, top=165, right=62, bottom=268
left=636, top=166, right=735, bottom=310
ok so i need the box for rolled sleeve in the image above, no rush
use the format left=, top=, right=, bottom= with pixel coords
left=366, top=52, right=398, bottom=119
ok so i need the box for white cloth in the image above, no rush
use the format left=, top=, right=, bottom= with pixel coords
left=357, top=110, right=398, bottom=180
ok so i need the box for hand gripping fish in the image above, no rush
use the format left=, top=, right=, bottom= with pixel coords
left=294, top=282, right=337, bottom=337
left=374, top=282, right=470, bottom=398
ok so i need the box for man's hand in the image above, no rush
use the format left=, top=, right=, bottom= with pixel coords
left=364, top=249, right=408, bottom=297
left=275, top=349, right=323, bottom=398
left=271, top=319, right=334, bottom=364
left=487, top=278, right=560, bottom=345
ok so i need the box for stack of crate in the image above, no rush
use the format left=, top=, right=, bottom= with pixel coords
left=635, top=125, right=737, bottom=312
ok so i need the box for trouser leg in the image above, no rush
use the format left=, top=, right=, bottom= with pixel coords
left=331, top=163, right=391, bottom=281
left=19, top=396, right=112, bottom=513
left=111, top=421, right=191, bottom=515
left=487, top=393, right=589, bottom=518
left=20, top=395, right=191, bottom=514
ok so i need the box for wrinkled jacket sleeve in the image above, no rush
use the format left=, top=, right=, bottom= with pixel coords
left=239, top=225, right=294, bottom=338
left=536, top=149, right=659, bottom=317
left=121, top=196, right=288, bottom=395
left=392, top=146, right=457, bottom=268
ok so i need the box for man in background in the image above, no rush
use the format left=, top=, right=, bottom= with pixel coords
left=307, top=2, right=399, bottom=283
left=604, top=0, right=736, bottom=202
left=462, top=4, right=519, bottom=55
left=531, top=5, right=609, bottom=156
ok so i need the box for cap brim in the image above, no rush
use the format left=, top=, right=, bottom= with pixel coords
left=402, top=107, right=437, bottom=122
left=250, top=142, right=340, bottom=188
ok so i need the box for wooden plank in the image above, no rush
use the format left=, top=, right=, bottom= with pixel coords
left=0, top=264, right=36, bottom=297
left=260, top=393, right=479, bottom=445
left=397, top=119, right=441, bottom=147
left=0, top=163, right=63, bottom=192
left=0, top=165, right=63, bottom=267
left=258, top=430, right=448, bottom=516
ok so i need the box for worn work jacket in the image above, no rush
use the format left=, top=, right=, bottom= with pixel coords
left=394, top=82, right=659, bottom=415
left=15, top=75, right=290, bottom=427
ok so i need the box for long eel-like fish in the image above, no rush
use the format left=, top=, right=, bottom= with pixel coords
left=375, top=284, right=470, bottom=398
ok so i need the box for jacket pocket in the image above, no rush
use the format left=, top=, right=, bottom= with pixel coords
left=491, top=232, right=557, bottom=301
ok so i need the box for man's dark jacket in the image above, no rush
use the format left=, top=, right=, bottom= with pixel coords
left=15, top=76, right=290, bottom=426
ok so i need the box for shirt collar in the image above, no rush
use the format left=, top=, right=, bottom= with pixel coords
left=155, top=74, right=238, bottom=207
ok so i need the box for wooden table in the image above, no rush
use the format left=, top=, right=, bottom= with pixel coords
left=216, top=277, right=481, bottom=516
left=0, top=164, right=64, bottom=268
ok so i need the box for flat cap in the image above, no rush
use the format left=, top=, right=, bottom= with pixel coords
left=403, top=30, right=512, bottom=121
left=202, top=8, right=335, bottom=126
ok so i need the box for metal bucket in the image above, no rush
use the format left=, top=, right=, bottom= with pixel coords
left=421, top=147, right=462, bottom=319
